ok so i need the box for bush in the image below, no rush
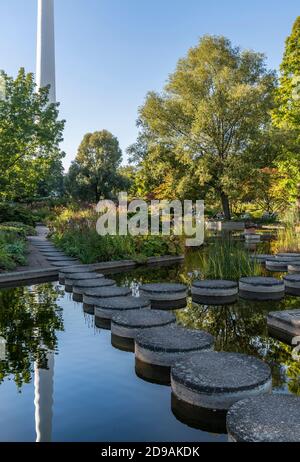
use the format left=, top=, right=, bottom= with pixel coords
left=50, top=208, right=184, bottom=264
left=0, top=222, right=36, bottom=236
left=0, top=203, right=36, bottom=226
left=0, top=226, right=28, bottom=271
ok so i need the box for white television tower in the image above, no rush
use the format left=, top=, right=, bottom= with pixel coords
left=36, top=0, right=56, bottom=103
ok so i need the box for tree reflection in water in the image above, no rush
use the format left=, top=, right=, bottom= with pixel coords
left=0, top=283, right=64, bottom=389
left=176, top=296, right=300, bottom=396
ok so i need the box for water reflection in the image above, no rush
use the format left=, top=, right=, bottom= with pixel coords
left=0, top=283, right=64, bottom=442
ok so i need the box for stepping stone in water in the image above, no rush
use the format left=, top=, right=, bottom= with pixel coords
left=171, top=351, right=272, bottom=430
left=111, top=309, right=176, bottom=352
left=250, top=254, right=273, bottom=264
left=51, top=261, right=82, bottom=268
left=191, top=280, right=238, bottom=305
left=64, top=272, right=104, bottom=292
left=267, top=308, right=300, bottom=344
left=227, top=395, right=300, bottom=442
left=83, top=287, right=132, bottom=314
left=46, top=256, right=78, bottom=262
left=284, top=274, right=300, bottom=296
left=95, top=296, right=151, bottom=330
left=72, top=278, right=116, bottom=302
left=245, top=234, right=261, bottom=242
left=239, top=277, right=285, bottom=301
left=277, top=253, right=300, bottom=258
left=58, top=266, right=93, bottom=283
left=266, top=257, right=290, bottom=272
left=139, top=283, right=188, bottom=309
left=135, top=325, right=214, bottom=385
left=288, top=263, right=300, bottom=274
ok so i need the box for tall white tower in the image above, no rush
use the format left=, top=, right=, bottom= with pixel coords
left=36, top=0, right=56, bottom=103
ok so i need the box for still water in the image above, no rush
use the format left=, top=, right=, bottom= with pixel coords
left=0, top=250, right=299, bottom=442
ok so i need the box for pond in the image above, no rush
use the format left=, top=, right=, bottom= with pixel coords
left=0, top=246, right=299, bottom=442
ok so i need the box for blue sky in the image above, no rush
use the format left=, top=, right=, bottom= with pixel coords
left=0, top=0, right=299, bottom=170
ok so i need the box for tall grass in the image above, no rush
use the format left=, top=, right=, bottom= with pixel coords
left=199, top=238, right=262, bottom=280
left=272, top=227, right=300, bottom=253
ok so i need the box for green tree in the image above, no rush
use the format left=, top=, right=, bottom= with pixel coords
left=131, top=36, right=277, bottom=219
left=273, top=16, right=300, bottom=219
left=65, top=130, right=124, bottom=202
left=0, top=68, right=65, bottom=201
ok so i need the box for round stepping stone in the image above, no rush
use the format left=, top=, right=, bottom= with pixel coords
left=139, top=283, right=188, bottom=309
left=135, top=326, right=214, bottom=385
left=64, top=272, right=104, bottom=292
left=245, top=234, right=261, bottom=242
left=171, top=392, right=227, bottom=435
left=58, top=266, right=92, bottom=283
left=227, top=395, right=300, bottom=442
left=171, top=352, right=272, bottom=414
left=191, top=280, right=238, bottom=305
left=94, top=296, right=151, bottom=329
left=266, top=257, right=289, bottom=272
left=284, top=274, right=300, bottom=296
left=239, top=277, right=285, bottom=301
left=288, top=263, right=300, bottom=274
left=277, top=253, right=300, bottom=258
left=83, top=287, right=132, bottom=313
left=72, top=278, right=116, bottom=302
left=51, top=261, right=82, bottom=268
left=111, top=309, right=176, bottom=352
left=267, top=308, right=300, bottom=343
left=250, top=254, right=273, bottom=264
left=46, top=256, right=78, bottom=262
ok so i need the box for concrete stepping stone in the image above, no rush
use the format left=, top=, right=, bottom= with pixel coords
left=135, top=325, right=214, bottom=385
left=72, top=278, right=116, bottom=302
left=139, top=283, right=188, bottom=309
left=40, top=250, right=66, bottom=256
left=250, top=254, right=273, bottom=263
left=59, top=266, right=93, bottom=283
left=284, top=274, right=300, bottom=296
left=288, top=263, right=300, bottom=274
left=227, top=395, right=300, bottom=442
left=171, top=352, right=272, bottom=418
left=46, top=256, right=78, bottom=262
left=94, top=296, right=151, bottom=329
left=277, top=253, right=300, bottom=258
left=191, top=280, right=238, bottom=305
left=267, top=309, right=300, bottom=343
left=245, top=234, right=261, bottom=242
left=171, top=391, right=227, bottom=434
left=64, top=272, right=104, bottom=292
left=266, top=257, right=290, bottom=272
left=239, top=277, right=285, bottom=301
left=51, top=261, right=82, bottom=269
left=111, top=309, right=176, bottom=352
left=83, top=287, right=132, bottom=313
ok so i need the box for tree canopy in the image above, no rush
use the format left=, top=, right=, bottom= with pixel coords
left=0, top=68, right=65, bottom=201
left=129, top=35, right=278, bottom=219
left=65, top=130, right=126, bottom=202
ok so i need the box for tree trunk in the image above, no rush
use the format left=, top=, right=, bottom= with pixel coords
left=220, top=192, right=231, bottom=220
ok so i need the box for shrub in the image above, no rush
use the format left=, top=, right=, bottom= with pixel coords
left=0, top=204, right=36, bottom=226
left=0, top=226, right=28, bottom=271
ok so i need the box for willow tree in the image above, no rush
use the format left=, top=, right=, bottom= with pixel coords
left=133, top=36, right=276, bottom=219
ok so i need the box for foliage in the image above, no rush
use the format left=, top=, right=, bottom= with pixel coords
left=129, top=35, right=277, bottom=219
left=0, top=225, right=28, bottom=270
left=0, top=283, right=64, bottom=389
left=0, top=202, right=38, bottom=226
left=196, top=238, right=262, bottom=280
left=0, top=68, right=65, bottom=201
left=65, top=130, right=126, bottom=202
left=49, top=208, right=184, bottom=263
left=272, top=227, right=300, bottom=253
left=0, top=222, right=36, bottom=236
